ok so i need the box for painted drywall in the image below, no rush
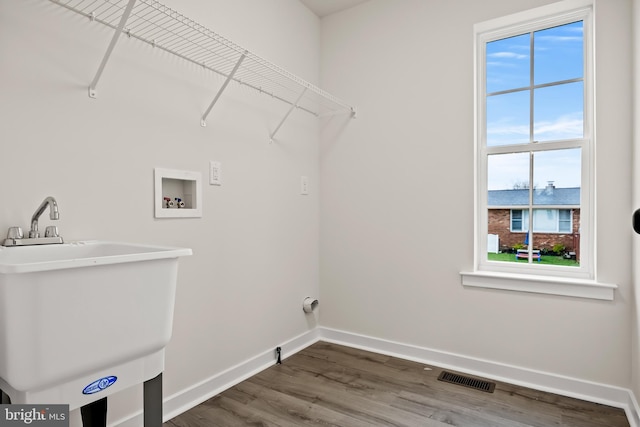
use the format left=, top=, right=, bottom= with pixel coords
left=633, top=0, right=640, bottom=403
left=0, top=0, right=321, bottom=425
left=319, top=0, right=633, bottom=389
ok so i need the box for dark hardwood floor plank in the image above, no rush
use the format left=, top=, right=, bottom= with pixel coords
left=231, top=381, right=377, bottom=427
left=248, top=365, right=436, bottom=426
left=164, top=342, right=630, bottom=427
left=282, top=346, right=538, bottom=426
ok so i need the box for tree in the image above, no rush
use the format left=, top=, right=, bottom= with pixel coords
left=511, top=181, right=530, bottom=190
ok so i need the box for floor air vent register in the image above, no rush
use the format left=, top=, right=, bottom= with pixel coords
left=437, top=371, right=496, bottom=393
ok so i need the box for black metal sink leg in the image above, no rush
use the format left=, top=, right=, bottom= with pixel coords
left=80, top=397, right=107, bottom=427
left=143, top=373, right=163, bottom=427
left=10, top=372, right=163, bottom=427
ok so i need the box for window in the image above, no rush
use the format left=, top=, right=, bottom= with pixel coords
left=559, top=209, right=572, bottom=232
left=478, top=1, right=591, bottom=276
left=510, top=209, right=572, bottom=233
left=461, top=0, right=616, bottom=300
left=511, top=210, right=524, bottom=232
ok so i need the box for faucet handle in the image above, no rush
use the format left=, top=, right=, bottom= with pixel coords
left=7, top=227, right=23, bottom=239
left=45, top=226, right=59, bottom=238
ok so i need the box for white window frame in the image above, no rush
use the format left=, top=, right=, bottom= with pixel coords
left=461, top=0, right=617, bottom=300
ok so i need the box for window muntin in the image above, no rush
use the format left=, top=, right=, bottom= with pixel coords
left=476, top=2, right=593, bottom=279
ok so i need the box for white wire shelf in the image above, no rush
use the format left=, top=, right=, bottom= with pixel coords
left=49, top=0, right=355, bottom=135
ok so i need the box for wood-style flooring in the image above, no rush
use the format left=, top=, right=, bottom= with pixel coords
left=164, top=341, right=629, bottom=426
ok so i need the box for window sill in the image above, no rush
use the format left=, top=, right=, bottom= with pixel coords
left=460, top=271, right=617, bottom=300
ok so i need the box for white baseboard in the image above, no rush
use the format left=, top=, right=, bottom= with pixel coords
left=628, top=390, right=640, bottom=427
left=318, top=327, right=639, bottom=427
left=111, top=329, right=320, bottom=427
left=112, top=326, right=639, bottom=427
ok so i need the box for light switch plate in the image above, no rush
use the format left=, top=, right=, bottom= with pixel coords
left=209, top=161, right=221, bottom=186
left=300, top=176, right=309, bottom=195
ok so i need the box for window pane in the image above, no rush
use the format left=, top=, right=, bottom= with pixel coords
left=532, top=149, right=581, bottom=205
left=511, top=210, right=523, bottom=231
left=533, top=209, right=558, bottom=232
left=488, top=152, right=530, bottom=192
left=487, top=90, right=530, bottom=146
left=559, top=209, right=572, bottom=232
left=486, top=33, right=530, bottom=93
left=534, top=21, right=583, bottom=86
left=533, top=81, right=583, bottom=142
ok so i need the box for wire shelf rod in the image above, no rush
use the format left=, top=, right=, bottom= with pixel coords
left=201, top=52, right=246, bottom=127
left=193, top=51, right=233, bottom=68
left=124, top=8, right=243, bottom=71
left=101, top=7, right=124, bottom=23
left=132, top=16, right=171, bottom=37
left=66, top=0, right=92, bottom=10
left=270, top=87, right=307, bottom=142
left=88, top=0, right=137, bottom=98
left=135, top=0, right=347, bottom=106
left=79, top=0, right=109, bottom=14
left=50, top=0, right=354, bottom=118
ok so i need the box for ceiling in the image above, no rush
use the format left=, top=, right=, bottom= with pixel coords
left=299, top=0, right=369, bottom=17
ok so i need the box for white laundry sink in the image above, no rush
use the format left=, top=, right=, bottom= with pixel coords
left=0, top=240, right=191, bottom=408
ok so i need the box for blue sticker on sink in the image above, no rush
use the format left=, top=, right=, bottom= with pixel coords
left=82, top=376, right=117, bottom=395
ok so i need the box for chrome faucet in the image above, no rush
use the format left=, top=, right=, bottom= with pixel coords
left=29, top=196, right=59, bottom=238
left=2, top=196, right=63, bottom=246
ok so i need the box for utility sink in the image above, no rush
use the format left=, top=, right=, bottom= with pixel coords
left=0, top=240, right=191, bottom=408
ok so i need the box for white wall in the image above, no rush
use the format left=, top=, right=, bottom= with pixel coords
left=320, top=0, right=633, bottom=389
left=632, top=0, right=640, bottom=403
left=0, top=0, right=321, bottom=424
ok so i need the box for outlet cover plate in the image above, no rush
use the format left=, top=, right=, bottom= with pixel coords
left=209, top=161, right=221, bottom=186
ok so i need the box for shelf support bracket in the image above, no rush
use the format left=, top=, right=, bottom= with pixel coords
left=270, top=87, right=307, bottom=143
left=201, top=52, right=247, bottom=127
left=88, top=0, right=137, bottom=98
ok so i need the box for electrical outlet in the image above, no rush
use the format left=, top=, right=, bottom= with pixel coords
left=209, top=161, right=221, bottom=186
left=300, top=176, right=309, bottom=195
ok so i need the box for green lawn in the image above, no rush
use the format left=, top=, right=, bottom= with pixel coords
left=487, top=252, right=579, bottom=266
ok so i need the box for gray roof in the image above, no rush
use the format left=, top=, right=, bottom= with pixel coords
left=488, top=187, right=580, bottom=206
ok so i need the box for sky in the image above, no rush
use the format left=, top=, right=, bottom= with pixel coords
left=485, top=21, right=584, bottom=191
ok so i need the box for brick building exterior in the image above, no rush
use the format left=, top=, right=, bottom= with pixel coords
left=488, top=184, right=580, bottom=255
left=488, top=208, right=580, bottom=253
